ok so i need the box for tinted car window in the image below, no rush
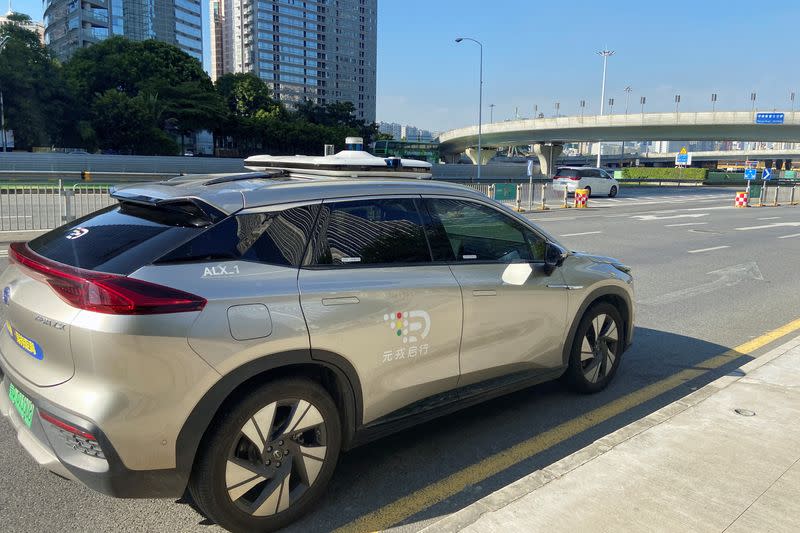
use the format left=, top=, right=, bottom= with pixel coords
left=28, top=202, right=206, bottom=275
left=157, top=205, right=320, bottom=267
left=310, top=198, right=431, bottom=266
left=424, top=199, right=545, bottom=262
left=554, top=169, right=578, bottom=177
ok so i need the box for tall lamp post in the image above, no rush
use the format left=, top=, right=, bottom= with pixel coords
left=489, top=103, right=495, bottom=123
left=624, top=86, right=632, bottom=115
left=750, top=91, right=757, bottom=113
left=456, top=37, right=483, bottom=181
left=0, top=36, right=9, bottom=153
left=596, top=48, right=614, bottom=167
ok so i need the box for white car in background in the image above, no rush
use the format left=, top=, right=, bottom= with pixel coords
left=552, top=167, right=619, bottom=197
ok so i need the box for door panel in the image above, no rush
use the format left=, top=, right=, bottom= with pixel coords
left=298, top=198, right=463, bottom=425
left=422, top=197, right=569, bottom=385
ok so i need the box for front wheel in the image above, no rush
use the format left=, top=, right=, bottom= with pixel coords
left=190, top=378, right=341, bottom=532
left=563, top=303, right=624, bottom=393
left=608, top=185, right=618, bottom=198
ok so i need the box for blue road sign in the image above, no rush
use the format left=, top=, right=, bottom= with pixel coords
left=676, top=153, right=689, bottom=165
left=744, top=168, right=757, bottom=180
left=755, top=113, right=785, bottom=124
left=762, top=167, right=772, bottom=180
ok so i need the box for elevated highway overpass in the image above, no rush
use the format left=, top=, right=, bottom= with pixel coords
left=437, top=111, right=800, bottom=174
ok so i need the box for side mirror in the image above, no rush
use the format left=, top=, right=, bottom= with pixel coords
left=543, top=242, right=567, bottom=276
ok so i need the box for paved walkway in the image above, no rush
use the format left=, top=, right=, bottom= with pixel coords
left=418, top=335, right=800, bottom=533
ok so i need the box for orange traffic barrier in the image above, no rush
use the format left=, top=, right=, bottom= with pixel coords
left=574, top=189, right=588, bottom=208
left=735, top=191, right=748, bottom=208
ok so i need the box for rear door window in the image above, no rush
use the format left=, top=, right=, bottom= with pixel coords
left=28, top=202, right=208, bottom=275
left=309, top=198, right=431, bottom=266
left=156, top=205, right=320, bottom=267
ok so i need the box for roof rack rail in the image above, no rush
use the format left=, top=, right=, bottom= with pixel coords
left=202, top=171, right=286, bottom=185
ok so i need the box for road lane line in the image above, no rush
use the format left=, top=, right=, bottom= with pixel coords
left=664, top=222, right=708, bottom=227
left=778, top=233, right=800, bottom=239
left=688, top=246, right=730, bottom=254
left=561, top=231, right=602, bottom=237
left=758, top=216, right=781, bottom=220
left=736, top=222, right=800, bottom=231
left=334, top=318, right=800, bottom=533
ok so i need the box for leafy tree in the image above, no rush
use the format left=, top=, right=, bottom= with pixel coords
left=63, top=37, right=222, bottom=154
left=0, top=16, right=73, bottom=149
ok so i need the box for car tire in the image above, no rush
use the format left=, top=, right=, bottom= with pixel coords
left=189, top=378, right=341, bottom=533
left=608, top=185, right=618, bottom=198
left=563, top=303, right=624, bottom=394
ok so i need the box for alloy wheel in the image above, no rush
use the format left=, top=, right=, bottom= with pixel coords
left=580, top=313, right=620, bottom=383
left=225, top=399, right=327, bottom=517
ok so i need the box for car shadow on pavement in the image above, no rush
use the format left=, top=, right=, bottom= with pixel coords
left=274, top=326, right=753, bottom=533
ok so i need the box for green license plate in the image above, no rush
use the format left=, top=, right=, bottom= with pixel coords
left=8, top=382, right=34, bottom=428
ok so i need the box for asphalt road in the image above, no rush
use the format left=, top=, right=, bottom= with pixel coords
left=1, top=187, right=800, bottom=532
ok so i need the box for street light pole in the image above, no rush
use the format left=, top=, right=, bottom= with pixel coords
left=750, top=91, right=757, bottom=113
left=596, top=48, right=614, bottom=167
left=711, top=93, right=717, bottom=113
left=489, top=103, right=495, bottom=123
left=456, top=37, right=483, bottom=181
left=624, top=86, right=632, bottom=115
left=791, top=91, right=796, bottom=120
left=674, top=94, right=681, bottom=114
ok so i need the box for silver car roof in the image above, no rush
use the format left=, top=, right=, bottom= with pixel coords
left=112, top=174, right=489, bottom=214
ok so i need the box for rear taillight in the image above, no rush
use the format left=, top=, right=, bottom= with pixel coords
left=9, top=242, right=206, bottom=315
left=568, top=177, right=581, bottom=181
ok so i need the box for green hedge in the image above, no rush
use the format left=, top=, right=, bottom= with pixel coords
left=620, top=167, right=708, bottom=180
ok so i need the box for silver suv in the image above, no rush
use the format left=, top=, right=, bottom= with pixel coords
left=0, top=173, right=633, bottom=532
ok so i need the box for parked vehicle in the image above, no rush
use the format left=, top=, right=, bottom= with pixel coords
left=0, top=164, right=633, bottom=531
left=552, top=166, right=620, bottom=197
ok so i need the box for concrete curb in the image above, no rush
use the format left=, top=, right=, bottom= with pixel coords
left=417, top=333, right=800, bottom=533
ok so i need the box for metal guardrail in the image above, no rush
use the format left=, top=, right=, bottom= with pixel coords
left=0, top=182, right=114, bottom=232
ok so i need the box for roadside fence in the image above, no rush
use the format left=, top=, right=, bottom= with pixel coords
left=0, top=181, right=114, bottom=231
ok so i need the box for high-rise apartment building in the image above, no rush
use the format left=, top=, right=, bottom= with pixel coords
left=211, top=0, right=377, bottom=122
left=43, top=0, right=203, bottom=62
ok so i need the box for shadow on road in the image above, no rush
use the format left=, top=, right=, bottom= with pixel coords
left=279, top=326, right=752, bottom=533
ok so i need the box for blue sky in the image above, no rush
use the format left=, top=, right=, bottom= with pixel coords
left=13, top=0, right=800, bottom=132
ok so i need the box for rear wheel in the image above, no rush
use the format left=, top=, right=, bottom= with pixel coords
left=190, top=378, right=341, bottom=532
left=564, top=303, right=623, bottom=393
left=608, top=185, right=618, bottom=198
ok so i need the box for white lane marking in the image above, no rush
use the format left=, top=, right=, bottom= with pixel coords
left=735, top=222, right=800, bottom=231
left=664, top=222, right=709, bottom=227
left=688, top=245, right=730, bottom=254
left=529, top=216, right=576, bottom=221
left=0, top=250, right=7, bottom=256
left=561, top=231, right=602, bottom=237
left=632, top=213, right=709, bottom=221
left=777, top=233, right=800, bottom=239
left=757, top=216, right=782, bottom=220
left=0, top=216, right=33, bottom=220
left=605, top=199, right=623, bottom=203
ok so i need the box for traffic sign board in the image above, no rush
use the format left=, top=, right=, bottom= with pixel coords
left=675, top=148, right=691, bottom=166
left=755, top=113, right=785, bottom=124
left=762, top=167, right=772, bottom=180
left=744, top=168, right=757, bottom=180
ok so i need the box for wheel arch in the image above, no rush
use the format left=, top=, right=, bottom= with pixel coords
left=174, top=349, right=363, bottom=491
left=561, top=286, right=633, bottom=367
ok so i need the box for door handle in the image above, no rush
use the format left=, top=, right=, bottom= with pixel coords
left=472, top=290, right=497, bottom=297
left=321, top=296, right=360, bottom=306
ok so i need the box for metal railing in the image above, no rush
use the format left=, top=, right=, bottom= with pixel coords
left=0, top=182, right=114, bottom=232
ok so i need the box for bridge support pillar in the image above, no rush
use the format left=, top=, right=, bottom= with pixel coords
left=533, top=143, right=564, bottom=177
left=465, top=147, right=496, bottom=165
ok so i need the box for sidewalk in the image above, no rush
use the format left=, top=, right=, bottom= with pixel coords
left=419, top=335, right=800, bottom=533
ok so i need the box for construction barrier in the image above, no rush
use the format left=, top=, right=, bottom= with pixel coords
left=735, top=191, right=748, bottom=208
left=574, top=189, right=588, bottom=208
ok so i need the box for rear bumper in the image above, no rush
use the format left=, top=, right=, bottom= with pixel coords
left=0, top=364, right=188, bottom=498
left=552, top=181, right=578, bottom=192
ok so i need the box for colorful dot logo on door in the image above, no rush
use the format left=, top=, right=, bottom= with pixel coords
left=384, top=311, right=411, bottom=342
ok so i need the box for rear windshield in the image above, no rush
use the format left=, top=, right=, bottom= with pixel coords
left=28, top=202, right=205, bottom=274
left=554, top=169, right=579, bottom=177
